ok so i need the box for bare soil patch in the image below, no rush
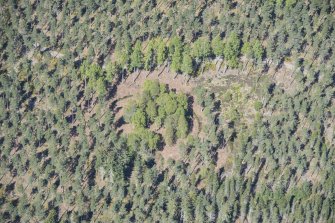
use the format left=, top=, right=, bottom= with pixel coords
left=215, top=146, right=232, bottom=172
left=159, top=144, right=181, bottom=162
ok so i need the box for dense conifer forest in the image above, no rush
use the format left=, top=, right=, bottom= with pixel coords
left=0, top=0, right=335, bottom=222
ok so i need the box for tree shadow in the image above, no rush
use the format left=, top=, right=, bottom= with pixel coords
left=28, top=97, right=37, bottom=111
left=116, top=129, right=124, bottom=138
left=36, top=148, right=48, bottom=160
left=65, top=113, right=76, bottom=124
left=114, top=116, right=125, bottom=129
left=106, top=84, right=118, bottom=101
left=19, top=90, right=33, bottom=106
left=214, top=113, right=220, bottom=126
left=213, top=100, right=221, bottom=112
left=70, top=126, right=77, bottom=137
left=79, top=212, right=93, bottom=222
left=87, top=159, right=96, bottom=189
left=268, top=83, right=276, bottom=95
left=76, top=89, right=84, bottom=103
left=275, top=58, right=285, bottom=71
left=114, top=106, right=122, bottom=114
left=5, top=182, right=15, bottom=194
left=156, top=133, right=166, bottom=151
left=250, top=158, right=266, bottom=195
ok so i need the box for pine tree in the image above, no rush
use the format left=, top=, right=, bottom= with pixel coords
left=156, top=38, right=167, bottom=65
left=171, top=47, right=182, bottom=73
left=224, top=32, right=241, bottom=68
left=115, top=35, right=131, bottom=69
left=146, top=99, right=157, bottom=122
left=181, top=195, right=194, bottom=222
left=252, top=40, right=264, bottom=62
left=131, top=41, right=143, bottom=71
left=181, top=50, right=194, bottom=75
left=170, top=36, right=183, bottom=72
left=44, top=209, right=57, bottom=223
left=177, top=112, right=188, bottom=139
left=164, top=117, right=175, bottom=145
left=242, top=41, right=252, bottom=59
left=143, top=79, right=160, bottom=98
left=105, top=62, right=120, bottom=82
left=131, top=109, right=147, bottom=128
left=93, top=77, right=104, bottom=96
left=212, top=35, right=224, bottom=58
left=144, top=41, right=156, bottom=71
left=192, top=37, right=211, bottom=61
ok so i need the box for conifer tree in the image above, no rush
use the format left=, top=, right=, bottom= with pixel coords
left=164, top=117, right=175, bottom=145
left=177, top=112, right=188, bottom=138
left=146, top=99, right=157, bottom=122
left=144, top=41, right=156, bottom=71
left=212, top=35, right=224, bottom=58
left=131, top=41, right=143, bottom=71
left=156, top=38, right=167, bottom=66
left=224, top=32, right=241, bottom=68
left=171, top=48, right=182, bottom=73
left=181, top=50, right=194, bottom=75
